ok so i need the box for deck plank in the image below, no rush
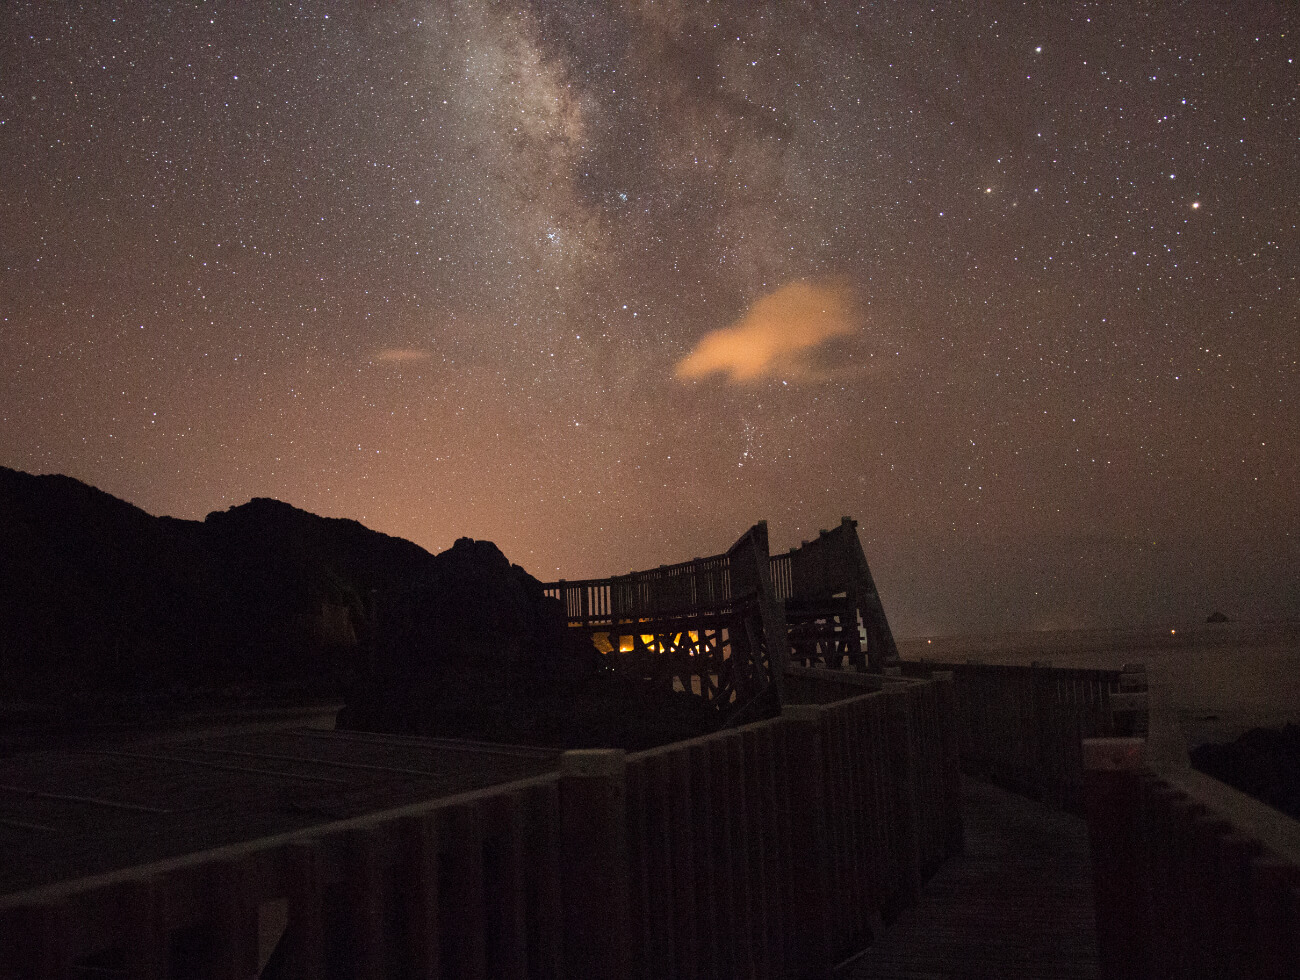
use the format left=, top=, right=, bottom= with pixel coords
left=840, top=777, right=1099, bottom=979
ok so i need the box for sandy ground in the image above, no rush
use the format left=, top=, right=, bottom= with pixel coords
left=899, top=621, right=1300, bottom=748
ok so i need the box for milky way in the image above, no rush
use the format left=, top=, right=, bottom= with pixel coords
left=2, top=1, right=1296, bottom=633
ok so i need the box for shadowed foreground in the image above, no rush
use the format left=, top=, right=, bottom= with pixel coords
left=842, top=777, right=1099, bottom=979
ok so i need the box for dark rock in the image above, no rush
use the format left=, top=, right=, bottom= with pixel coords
left=0, top=465, right=715, bottom=751
left=0, top=465, right=434, bottom=705
left=1189, top=724, right=1300, bottom=822
left=1205, top=610, right=1231, bottom=623
left=341, top=536, right=716, bottom=751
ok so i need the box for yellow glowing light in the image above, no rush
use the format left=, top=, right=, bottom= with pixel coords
left=1191, top=201, right=1200, bottom=209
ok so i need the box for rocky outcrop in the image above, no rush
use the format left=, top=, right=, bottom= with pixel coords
left=1190, top=724, right=1300, bottom=822
left=340, top=536, right=717, bottom=751
left=0, top=466, right=716, bottom=750
left=0, top=466, right=433, bottom=701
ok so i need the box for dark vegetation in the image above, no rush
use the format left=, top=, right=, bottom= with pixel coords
left=1190, top=724, right=1300, bottom=823
left=0, top=466, right=713, bottom=751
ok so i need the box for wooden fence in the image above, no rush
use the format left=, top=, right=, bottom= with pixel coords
left=1084, top=732, right=1300, bottom=977
left=543, top=522, right=790, bottom=717
left=0, top=676, right=960, bottom=979
left=899, top=660, right=1147, bottom=810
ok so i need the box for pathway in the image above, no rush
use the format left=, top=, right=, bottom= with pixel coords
left=841, top=777, right=1099, bottom=979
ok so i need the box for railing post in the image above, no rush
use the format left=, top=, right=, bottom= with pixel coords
left=780, top=705, right=833, bottom=979
left=931, top=671, right=964, bottom=857
left=0, top=901, right=72, bottom=979
left=1083, top=737, right=1151, bottom=980
left=285, top=840, right=326, bottom=980
left=560, top=749, right=630, bottom=979
left=884, top=684, right=923, bottom=908
left=122, top=878, right=168, bottom=980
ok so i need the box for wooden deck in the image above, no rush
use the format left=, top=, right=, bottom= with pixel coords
left=0, top=727, right=560, bottom=897
left=841, top=777, right=1099, bottom=979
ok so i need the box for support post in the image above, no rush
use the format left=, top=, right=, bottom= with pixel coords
left=884, top=685, right=923, bottom=907
left=560, top=749, right=630, bottom=979
left=931, top=671, right=965, bottom=857
left=780, top=706, right=833, bottom=979
left=1083, top=737, right=1151, bottom=980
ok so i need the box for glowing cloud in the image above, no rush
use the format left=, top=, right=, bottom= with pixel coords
left=376, top=348, right=431, bottom=363
left=674, top=281, right=858, bottom=383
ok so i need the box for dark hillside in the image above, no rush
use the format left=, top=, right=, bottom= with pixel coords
left=0, top=467, right=715, bottom=751
left=0, top=466, right=434, bottom=708
left=0, top=468, right=214, bottom=697
left=340, top=536, right=718, bottom=751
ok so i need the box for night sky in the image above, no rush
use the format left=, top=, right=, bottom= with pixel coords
left=2, top=2, right=1296, bottom=635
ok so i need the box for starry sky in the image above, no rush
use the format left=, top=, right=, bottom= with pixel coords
left=2, top=1, right=1296, bottom=635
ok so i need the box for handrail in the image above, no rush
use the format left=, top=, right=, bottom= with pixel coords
left=897, top=659, right=1145, bottom=810
left=0, top=678, right=962, bottom=979
left=1083, top=675, right=1300, bottom=978
left=544, top=553, right=739, bottom=626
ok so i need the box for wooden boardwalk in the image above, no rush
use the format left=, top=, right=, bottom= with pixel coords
left=0, top=727, right=560, bottom=896
left=841, top=777, right=1099, bottom=979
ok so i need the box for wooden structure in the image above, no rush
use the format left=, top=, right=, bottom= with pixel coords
left=900, top=660, right=1148, bottom=810
left=843, top=778, right=1101, bottom=979
left=0, top=674, right=962, bottom=979
left=1083, top=680, right=1300, bottom=980
left=543, top=516, right=902, bottom=721
left=769, top=517, right=900, bottom=671
left=543, top=522, right=792, bottom=719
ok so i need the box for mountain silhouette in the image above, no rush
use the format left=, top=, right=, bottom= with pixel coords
left=0, top=466, right=717, bottom=750
left=0, top=466, right=433, bottom=706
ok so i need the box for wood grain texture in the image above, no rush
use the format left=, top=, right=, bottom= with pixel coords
left=841, top=777, right=1099, bottom=980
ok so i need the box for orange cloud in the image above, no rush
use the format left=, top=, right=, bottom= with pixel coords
left=674, top=281, right=857, bottom=382
left=376, top=348, right=431, bottom=362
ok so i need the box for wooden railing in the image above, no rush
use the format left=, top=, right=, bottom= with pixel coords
left=545, top=553, right=737, bottom=630
left=544, top=522, right=790, bottom=715
left=768, top=551, right=794, bottom=602
left=1083, top=697, right=1300, bottom=979
left=899, top=660, right=1147, bottom=810
left=0, top=676, right=960, bottom=979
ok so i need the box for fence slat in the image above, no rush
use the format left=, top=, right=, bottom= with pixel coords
left=122, top=878, right=167, bottom=980
left=780, top=705, right=833, bottom=978
left=344, top=829, right=386, bottom=980
left=560, top=750, right=630, bottom=980
left=522, top=780, right=563, bottom=980
left=484, top=792, right=528, bottom=980
left=404, top=813, right=439, bottom=980
left=440, top=802, right=487, bottom=980
left=688, top=742, right=719, bottom=980
left=285, top=840, right=325, bottom=980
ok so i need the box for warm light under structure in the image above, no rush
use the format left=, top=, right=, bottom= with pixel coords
left=543, top=517, right=900, bottom=724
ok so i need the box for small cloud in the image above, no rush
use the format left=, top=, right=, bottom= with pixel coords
left=674, top=281, right=858, bottom=383
left=376, top=348, right=431, bottom=363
